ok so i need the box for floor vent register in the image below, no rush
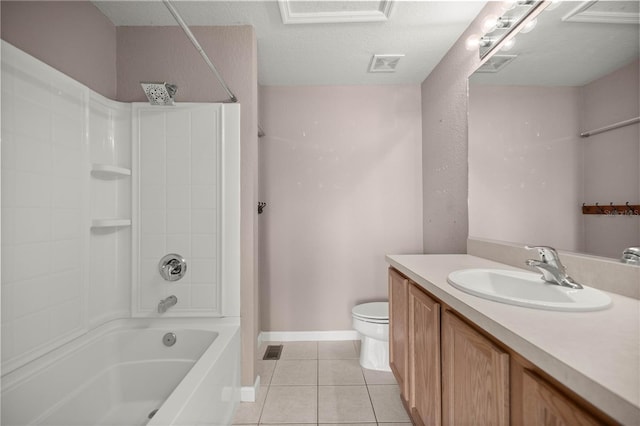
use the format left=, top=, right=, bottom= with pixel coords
left=263, top=344, right=283, bottom=360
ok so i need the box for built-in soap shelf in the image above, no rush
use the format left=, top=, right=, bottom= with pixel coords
left=91, top=163, right=131, bottom=179
left=90, top=164, right=132, bottom=230
left=91, top=218, right=131, bottom=229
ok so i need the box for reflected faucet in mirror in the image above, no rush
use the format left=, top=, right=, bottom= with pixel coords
left=621, top=247, right=640, bottom=266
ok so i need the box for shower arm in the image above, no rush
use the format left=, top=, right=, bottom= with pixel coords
left=162, top=0, right=238, bottom=103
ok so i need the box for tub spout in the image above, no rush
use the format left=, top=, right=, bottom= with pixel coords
left=158, top=295, right=178, bottom=314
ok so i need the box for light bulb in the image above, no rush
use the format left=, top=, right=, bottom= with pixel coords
left=501, top=38, right=516, bottom=51
left=465, top=34, right=481, bottom=50
left=502, top=0, right=518, bottom=11
left=520, top=18, right=537, bottom=33
left=482, top=15, right=499, bottom=33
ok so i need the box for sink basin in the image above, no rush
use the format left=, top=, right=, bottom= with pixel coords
left=447, top=269, right=612, bottom=311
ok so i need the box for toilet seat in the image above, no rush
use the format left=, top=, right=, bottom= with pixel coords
left=353, top=315, right=388, bottom=324
left=352, top=302, right=389, bottom=324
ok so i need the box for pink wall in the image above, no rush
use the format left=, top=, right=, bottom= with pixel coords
left=581, top=59, right=639, bottom=258
left=1, top=1, right=116, bottom=99
left=468, top=85, right=583, bottom=251
left=259, top=85, right=423, bottom=331
left=420, top=2, right=506, bottom=254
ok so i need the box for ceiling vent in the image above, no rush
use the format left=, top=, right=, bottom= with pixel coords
left=563, top=0, right=640, bottom=24
left=476, top=55, right=517, bottom=73
left=369, top=54, right=404, bottom=73
left=279, top=0, right=395, bottom=25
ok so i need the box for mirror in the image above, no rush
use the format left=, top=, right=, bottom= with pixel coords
left=468, top=1, right=639, bottom=260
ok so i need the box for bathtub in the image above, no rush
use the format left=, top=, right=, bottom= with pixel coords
left=1, top=318, right=240, bottom=426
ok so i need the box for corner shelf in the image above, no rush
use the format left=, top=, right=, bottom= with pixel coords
left=91, top=164, right=131, bottom=179
left=91, top=218, right=131, bottom=228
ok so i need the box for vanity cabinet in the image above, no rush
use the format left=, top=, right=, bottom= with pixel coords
left=408, top=285, right=441, bottom=425
left=517, top=368, right=602, bottom=425
left=389, top=268, right=409, bottom=404
left=442, top=310, right=509, bottom=425
left=388, top=267, right=616, bottom=426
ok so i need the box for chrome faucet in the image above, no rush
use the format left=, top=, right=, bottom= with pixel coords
left=525, top=245, right=583, bottom=289
left=158, top=295, right=178, bottom=314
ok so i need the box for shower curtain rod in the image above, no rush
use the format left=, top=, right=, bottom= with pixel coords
left=163, top=0, right=238, bottom=103
left=580, top=116, right=639, bottom=138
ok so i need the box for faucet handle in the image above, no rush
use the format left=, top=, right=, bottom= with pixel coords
left=525, top=245, right=559, bottom=260
left=525, top=245, right=565, bottom=270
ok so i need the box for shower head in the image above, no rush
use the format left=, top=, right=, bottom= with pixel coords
left=140, top=82, right=178, bottom=105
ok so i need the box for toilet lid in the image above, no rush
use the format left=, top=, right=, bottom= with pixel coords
left=352, top=302, right=388, bottom=321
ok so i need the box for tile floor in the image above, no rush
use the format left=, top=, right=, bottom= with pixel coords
left=233, top=340, right=412, bottom=425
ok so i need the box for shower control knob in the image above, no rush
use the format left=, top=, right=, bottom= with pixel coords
left=159, top=254, right=187, bottom=281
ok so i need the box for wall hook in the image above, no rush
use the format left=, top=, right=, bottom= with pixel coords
left=595, top=203, right=605, bottom=214
left=626, top=202, right=634, bottom=212
left=258, top=202, right=267, bottom=214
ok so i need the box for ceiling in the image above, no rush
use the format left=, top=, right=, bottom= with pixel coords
left=93, top=0, right=487, bottom=86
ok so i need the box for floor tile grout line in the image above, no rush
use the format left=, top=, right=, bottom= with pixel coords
left=256, top=350, right=278, bottom=425
left=363, top=366, right=380, bottom=424
left=317, top=354, right=320, bottom=424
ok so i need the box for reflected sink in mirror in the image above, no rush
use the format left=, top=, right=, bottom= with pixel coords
left=447, top=269, right=612, bottom=311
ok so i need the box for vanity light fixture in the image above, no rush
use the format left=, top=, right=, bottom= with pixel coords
left=479, top=35, right=516, bottom=52
left=478, top=0, right=547, bottom=59
left=478, top=37, right=495, bottom=48
left=496, top=16, right=516, bottom=29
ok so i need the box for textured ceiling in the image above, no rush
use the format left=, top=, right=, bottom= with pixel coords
left=92, top=1, right=487, bottom=86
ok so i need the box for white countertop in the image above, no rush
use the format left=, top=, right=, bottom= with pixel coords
left=386, top=254, right=640, bottom=425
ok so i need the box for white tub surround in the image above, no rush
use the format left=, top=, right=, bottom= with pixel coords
left=2, top=318, right=240, bottom=426
left=386, top=254, right=639, bottom=425
left=2, top=41, right=243, bottom=424
left=132, top=103, right=241, bottom=318
left=1, top=40, right=132, bottom=373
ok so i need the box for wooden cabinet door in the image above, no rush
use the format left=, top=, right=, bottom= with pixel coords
left=389, top=268, right=409, bottom=403
left=521, top=370, right=602, bottom=426
left=442, top=310, right=510, bottom=426
left=409, top=284, right=441, bottom=426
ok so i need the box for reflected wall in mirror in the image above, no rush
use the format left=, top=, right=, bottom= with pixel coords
left=468, top=0, right=639, bottom=260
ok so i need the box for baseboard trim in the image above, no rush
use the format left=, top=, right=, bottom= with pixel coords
left=259, top=330, right=359, bottom=342
left=240, top=374, right=260, bottom=402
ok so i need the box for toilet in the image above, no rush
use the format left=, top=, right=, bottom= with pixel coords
left=352, top=302, right=390, bottom=372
